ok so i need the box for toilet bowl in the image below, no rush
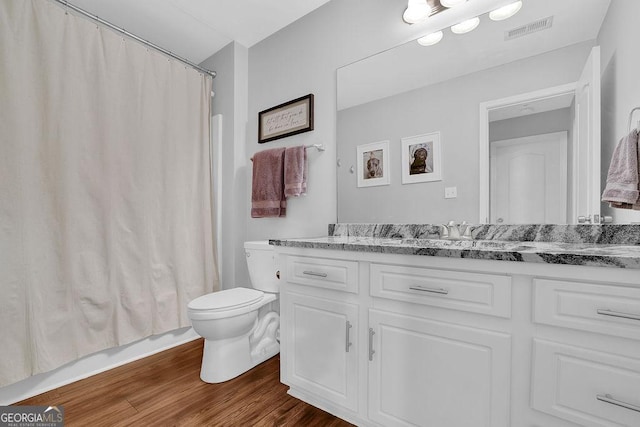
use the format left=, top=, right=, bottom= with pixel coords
left=188, top=241, right=280, bottom=383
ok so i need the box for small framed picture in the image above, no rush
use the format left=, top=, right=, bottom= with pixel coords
left=258, top=94, right=314, bottom=144
left=357, top=140, right=390, bottom=187
left=401, top=132, right=442, bottom=184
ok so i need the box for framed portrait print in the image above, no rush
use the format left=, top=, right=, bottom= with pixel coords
left=357, top=140, right=390, bottom=187
left=401, top=132, right=442, bottom=184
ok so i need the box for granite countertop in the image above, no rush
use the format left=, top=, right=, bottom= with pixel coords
left=269, top=236, right=640, bottom=270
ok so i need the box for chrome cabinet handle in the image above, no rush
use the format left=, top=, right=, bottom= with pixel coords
left=368, top=328, right=375, bottom=361
left=597, top=394, right=640, bottom=413
left=302, top=270, right=328, bottom=278
left=596, top=309, right=640, bottom=321
left=345, top=321, right=352, bottom=353
left=409, top=285, right=449, bottom=295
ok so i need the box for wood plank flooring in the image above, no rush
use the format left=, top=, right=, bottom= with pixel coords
left=17, top=339, right=353, bottom=426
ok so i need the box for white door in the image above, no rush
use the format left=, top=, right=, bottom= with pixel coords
left=282, top=292, right=359, bottom=412
left=491, top=132, right=568, bottom=224
left=574, top=46, right=601, bottom=224
left=368, top=309, right=511, bottom=427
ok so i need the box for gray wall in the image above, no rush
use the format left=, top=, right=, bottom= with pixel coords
left=245, top=0, right=439, bottom=247
left=200, top=42, right=250, bottom=288
left=489, top=109, right=572, bottom=142
left=336, top=42, right=592, bottom=224
left=598, top=0, right=640, bottom=224
left=232, top=0, right=640, bottom=281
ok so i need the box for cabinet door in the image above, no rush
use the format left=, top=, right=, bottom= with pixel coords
left=532, top=339, right=640, bottom=427
left=368, top=309, right=511, bottom=427
left=282, top=292, right=358, bottom=411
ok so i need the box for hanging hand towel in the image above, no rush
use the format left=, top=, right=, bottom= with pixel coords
left=284, top=146, right=307, bottom=197
left=251, top=147, right=286, bottom=218
left=601, top=129, right=640, bottom=209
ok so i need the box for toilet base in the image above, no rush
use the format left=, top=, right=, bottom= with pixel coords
left=199, top=333, right=280, bottom=383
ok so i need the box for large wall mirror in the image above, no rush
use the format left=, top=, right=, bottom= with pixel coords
left=337, top=0, right=637, bottom=225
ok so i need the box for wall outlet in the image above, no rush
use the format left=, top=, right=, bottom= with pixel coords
left=444, top=187, right=457, bottom=199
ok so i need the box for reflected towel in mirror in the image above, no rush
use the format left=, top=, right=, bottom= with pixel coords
left=602, top=129, right=639, bottom=210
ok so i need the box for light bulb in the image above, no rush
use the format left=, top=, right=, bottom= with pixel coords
left=417, top=31, right=444, bottom=46
left=403, top=0, right=431, bottom=24
left=489, top=1, right=523, bottom=21
left=440, top=0, right=466, bottom=8
left=450, top=16, right=480, bottom=34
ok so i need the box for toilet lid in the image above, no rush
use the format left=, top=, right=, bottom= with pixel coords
left=188, top=288, right=264, bottom=312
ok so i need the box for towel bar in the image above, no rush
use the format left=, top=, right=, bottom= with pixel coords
left=629, top=106, right=640, bottom=133
left=250, top=144, right=324, bottom=161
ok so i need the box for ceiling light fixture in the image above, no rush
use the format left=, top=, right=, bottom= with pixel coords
left=417, top=31, right=444, bottom=46
left=403, top=0, right=431, bottom=24
left=451, top=16, right=480, bottom=34
left=489, top=1, right=523, bottom=21
left=440, top=0, right=466, bottom=8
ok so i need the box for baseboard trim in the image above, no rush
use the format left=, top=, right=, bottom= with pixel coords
left=0, top=327, right=200, bottom=405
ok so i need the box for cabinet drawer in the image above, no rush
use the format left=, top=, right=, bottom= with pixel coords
left=532, top=339, right=640, bottom=427
left=534, top=278, right=640, bottom=340
left=370, top=263, right=511, bottom=318
left=286, top=256, right=358, bottom=293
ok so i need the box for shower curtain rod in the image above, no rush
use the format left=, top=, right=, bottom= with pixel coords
left=52, top=0, right=217, bottom=78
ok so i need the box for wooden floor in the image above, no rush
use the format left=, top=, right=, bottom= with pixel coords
left=17, top=339, right=353, bottom=426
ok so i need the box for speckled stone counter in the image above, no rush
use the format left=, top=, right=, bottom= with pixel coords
left=328, top=223, right=640, bottom=245
left=270, top=224, right=640, bottom=270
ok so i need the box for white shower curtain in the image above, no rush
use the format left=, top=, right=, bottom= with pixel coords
left=0, top=0, right=219, bottom=386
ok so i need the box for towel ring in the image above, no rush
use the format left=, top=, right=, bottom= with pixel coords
left=629, top=106, right=640, bottom=133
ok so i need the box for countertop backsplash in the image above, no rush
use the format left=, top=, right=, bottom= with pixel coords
left=328, top=224, right=640, bottom=245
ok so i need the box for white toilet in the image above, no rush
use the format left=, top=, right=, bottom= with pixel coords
left=187, top=240, right=280, bottom=383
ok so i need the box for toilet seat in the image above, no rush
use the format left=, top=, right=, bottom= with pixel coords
left=188, top=287, right=276, bottom=320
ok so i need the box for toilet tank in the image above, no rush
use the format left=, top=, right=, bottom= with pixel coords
left=244, top=240, right=279, bottom=293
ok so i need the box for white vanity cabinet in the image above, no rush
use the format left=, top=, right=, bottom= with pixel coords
left=531, top=277, right=640, bottom=427
left=275, top=245, right=640, bottom=427
left=367, top=262, right=512, bottom=427
left=279, top=254, right=360, bottom=414
left=281, top=291, right=359, bottom=412
left=367, top=309, right=510, bottom=427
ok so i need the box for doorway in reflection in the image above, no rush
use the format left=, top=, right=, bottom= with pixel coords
left=490, top=130, right=568, bottom=224
left=481, top=46, right=601, bottom=225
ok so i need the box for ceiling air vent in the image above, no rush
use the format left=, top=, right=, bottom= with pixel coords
left=505, top=16, right=553, bottom=41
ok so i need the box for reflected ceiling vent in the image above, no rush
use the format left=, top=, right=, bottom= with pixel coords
left=505, top=16, right=553, bottom=40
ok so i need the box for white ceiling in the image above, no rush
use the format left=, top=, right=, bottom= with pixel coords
left=338, top=0, right=612, bottom=110
left=67, top=0, right=332, bottom=64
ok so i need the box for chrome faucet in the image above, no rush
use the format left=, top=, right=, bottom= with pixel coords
left=440, top=221, right=472, bottom=240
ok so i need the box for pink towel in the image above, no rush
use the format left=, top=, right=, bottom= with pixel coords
left=602, top=130, right=640, bottom=210
left=251, top=148, right=286, bottom=218
left=284, top=146, right=307, bottom=197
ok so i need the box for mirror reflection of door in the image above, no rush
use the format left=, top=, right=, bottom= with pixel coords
left=490, top=132, right=567, bottom=224
left=484, top=46, right=601, bottom=225
left=573, top=46, right=601, bottom=224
